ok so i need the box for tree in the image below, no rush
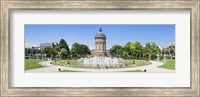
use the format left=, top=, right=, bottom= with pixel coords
left=143, top=42, right=161, bottom=60
left=71, top=43, right=91, bottom=59
left=60, top=48, right=68, bottom=59
left=71, top=43, right=79, bottom=58
left=109, top=45, right=123, bottom=58
left=161, top=48, right=165, bottom=55
left=41, top=47, right=57, bottom=59
left=79, top=44, right=91, bottom=57
left=42, top=47, right=52, bottom=58
left=123, top=41, right=142, bottom=59
left=58, top=39, right=70, bottom=59
left=129, top=41, right=142, bottom=59
left=123, top=42, right=132, bottom=58
left=25, top=48, right=32, bottom=59
left=59, top=39, right=70, bottom=52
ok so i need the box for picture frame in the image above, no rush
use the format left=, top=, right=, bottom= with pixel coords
left=1, top=0, right=199, bottom=96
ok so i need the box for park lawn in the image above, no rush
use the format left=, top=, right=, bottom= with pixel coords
left=159, top=59, right=175, bottom=70
left=54, top=60, right=68, bottom=66
left=60, top=70, right=82, bottom=72
left=124, top=60, right=149, bottom=66
left=135, top=60, right=146, bottom=65
left=25, top=59, right=43, bottom=70
left=53, top=60, right=78, bottom=66
left=122, top=70, right=144, bottom=72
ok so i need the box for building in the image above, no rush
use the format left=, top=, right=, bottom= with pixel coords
left=162, top=42, right=175, bottom=57
left=92, top=27, right=108, bottom=57
left=40, top=42, right=58, bottom=49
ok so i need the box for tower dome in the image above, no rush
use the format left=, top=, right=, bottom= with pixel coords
left=95, top=27, right=106, bottom=38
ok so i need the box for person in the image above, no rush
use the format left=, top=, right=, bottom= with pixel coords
left=58, top=68, right=61, bottom=71
left=144, top=69, right=147, bottom=72
left=97, top=64, right=100, bottom=69
left=105, top=66, right=108, bottom=69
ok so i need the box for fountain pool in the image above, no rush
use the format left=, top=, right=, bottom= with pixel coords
left=78, top=57, right=124, bottom=67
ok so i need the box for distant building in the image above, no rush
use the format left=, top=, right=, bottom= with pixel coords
left=40, top=42, right=58, bottom=49
left=164, top=42, right=175, bottom=49
left=162, top=42, right=175, bottom=57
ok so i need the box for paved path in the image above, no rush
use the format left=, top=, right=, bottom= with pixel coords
left=25, top=61, right=175, bottom=73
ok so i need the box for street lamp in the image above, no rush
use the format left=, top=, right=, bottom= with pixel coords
left=163, top=54, right=166, bottom=64
left=44, top=53, right=47, bottom=61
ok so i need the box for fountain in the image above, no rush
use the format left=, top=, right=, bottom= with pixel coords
left=78, top=28, right=125, bottom=68
left=78, top=56, right=124, bottom=67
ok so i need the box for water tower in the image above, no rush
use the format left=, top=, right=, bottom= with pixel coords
left=94, top=27, right=107, bottom=57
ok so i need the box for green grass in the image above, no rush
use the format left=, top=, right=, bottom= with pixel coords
left=159, top=59, right=175, bottom=70
left=53, top=60, right=78, bottom=66
left=55, top=60, right=68, bottom=66
left=60, top=70, right=82, bottom=72
left=122, top=70, right=144, bottom=72
left=25, top=59, right=43, bottom=70
left=135, top=60, right=146, bottom=65
left=124, top=60, right=149, bottom=67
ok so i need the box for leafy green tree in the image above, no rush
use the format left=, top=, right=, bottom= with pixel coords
left=123, top=41, right=142, bottom=59
left=70, top=43, right=79, bottom=58
left=169, top=48, right=175, bottom=56
left=143, top=42, right=161, bottom=60
left=79, top=44, right=91, bottom=57
left=42, top=47, right=52, bottom=58
left=123, top=42, right=132, bottom=58
left=59, top=39, right=70, bottom=52
left=25, top=48, right=32, bottom=56
left=129, top=41, right=142, bottom=59
left=71, top=43, right=91, bottom=59
left=161, top=48, right=165, bottom=55
left=41, top=47, right=57, bottom=59
left=57, top=39, right=70, bottom=59
left=109, top=44, right=123, bottom=58
left=60, top=48, right=68, bottom=59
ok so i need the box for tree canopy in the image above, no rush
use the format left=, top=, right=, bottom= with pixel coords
left=71, top=43, right=91, bottom=59
left=143, top=42, right=161, bottom=60
left=58, top=39, right=70, bottom=51
left=57, top=39, right=70, bottom=59
left=123, top=41, right=142, bottom=59
left=109, top=44, right=123, bottom=57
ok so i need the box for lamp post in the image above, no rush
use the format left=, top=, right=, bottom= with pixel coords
left=44, top=53, right=47, bottom=66
left=163, top=54, right=166, bottom=64
left=157, top=54, right=160, bottom=61
left=35, top=53, right=38, bottom=62
left=51, top=54, right=53, bottom=60
left=38, top=53, right=41, bottom=60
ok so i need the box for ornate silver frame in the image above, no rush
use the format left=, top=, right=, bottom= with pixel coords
left=1, top=0, right=199, bottom=96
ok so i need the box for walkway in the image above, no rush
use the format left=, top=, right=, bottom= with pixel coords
left=25, top=61, right=175, bottom=73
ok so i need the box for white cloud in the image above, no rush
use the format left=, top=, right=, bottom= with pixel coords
left=89, top=46, right=94, bottom=50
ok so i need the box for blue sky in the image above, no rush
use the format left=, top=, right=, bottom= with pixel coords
left=25, top=24, right=175, bottom=49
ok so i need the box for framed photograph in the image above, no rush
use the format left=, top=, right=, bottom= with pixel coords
left=1, top=0, right=199, bottom=96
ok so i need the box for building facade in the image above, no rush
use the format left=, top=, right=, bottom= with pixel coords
left=40, top=42, right=58, bottom=49
left=92, top=28, right=107, bottom=57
